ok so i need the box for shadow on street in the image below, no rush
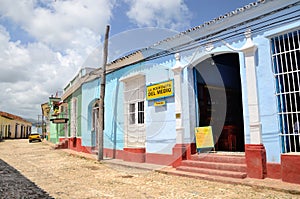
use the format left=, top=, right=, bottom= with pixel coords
left=0, top=159, right=53, bottom=199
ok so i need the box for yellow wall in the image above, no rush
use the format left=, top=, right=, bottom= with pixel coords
left=0, top=115, right=32, bottom=139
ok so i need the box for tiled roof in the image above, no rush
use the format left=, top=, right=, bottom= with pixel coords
left=0, top=111, right=31, bottom=124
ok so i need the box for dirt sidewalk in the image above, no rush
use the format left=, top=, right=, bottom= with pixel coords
left=0, top=139, right=299, bottom=198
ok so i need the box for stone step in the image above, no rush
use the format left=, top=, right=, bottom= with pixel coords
left=191, top=154, right=246, bottom=164
left=181, top=160, right=247, bottom=172
left=176, top=166, right=247, bottom=179
left=54, top=140, right=69, bottom=149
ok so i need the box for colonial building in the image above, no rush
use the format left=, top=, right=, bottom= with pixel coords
left=0, top=111, right=32, bottom=139
left=51, top=0, right=300, bottom=184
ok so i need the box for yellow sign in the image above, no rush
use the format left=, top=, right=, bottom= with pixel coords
left=146, top=80, right=174, bottom=100
left=195, top=126, right=214, bottom=149
left=154, top=101, right=166, bottom=106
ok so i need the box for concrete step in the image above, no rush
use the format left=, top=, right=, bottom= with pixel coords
left=181, top=160, right=247, bottom=172
left=191, top=154, right=246, bottom=164
left=176, top=166, right=247, bottom=179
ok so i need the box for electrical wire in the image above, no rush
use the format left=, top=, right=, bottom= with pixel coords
left=106, top=2, right=300, bottom=73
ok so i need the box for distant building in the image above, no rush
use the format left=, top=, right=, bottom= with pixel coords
left=41, top=93, right=68, bottom=144
left=0, top=111, right=32, bottom=139
left=41, top=102, right=50, bottom=139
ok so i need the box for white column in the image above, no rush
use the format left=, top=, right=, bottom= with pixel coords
left=241, top=29, right=262, bottom=144
left=172, top=53, right=184, bottom=144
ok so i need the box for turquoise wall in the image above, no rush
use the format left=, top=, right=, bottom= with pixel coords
left=66, top=87, right=82, bottom=138
left=81, top=78, right=100, bottom=146
left=144, top=60, right=176, bottom=154
left=101, top=57, right=177, bottom=153
left=49, top=97, right=63, bottom=143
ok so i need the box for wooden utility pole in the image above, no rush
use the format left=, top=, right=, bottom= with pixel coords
left=98, top=25, right=110, bottom=161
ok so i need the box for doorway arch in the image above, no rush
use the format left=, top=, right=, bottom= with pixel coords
left=193, top=53, right=245, bottom=152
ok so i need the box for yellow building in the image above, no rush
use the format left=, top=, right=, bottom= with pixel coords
left=0, top=111, right=32, bottom=139
left=41, top=102, right=51, bottom=140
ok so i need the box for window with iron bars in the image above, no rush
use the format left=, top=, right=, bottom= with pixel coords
left=271, top=29, right=300, bottom=153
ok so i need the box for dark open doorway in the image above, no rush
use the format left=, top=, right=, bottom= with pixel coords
left=194, top=53, right=244, bottom=152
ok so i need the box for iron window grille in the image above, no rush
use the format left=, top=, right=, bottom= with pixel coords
left=271, top=29, right=300, bottom=153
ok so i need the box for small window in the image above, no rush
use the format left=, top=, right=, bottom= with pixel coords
left=138, top=101, right=144, bottom=124
left=128, top=101, right=144, bottom=125
left=129, top=103, right=135, bottom=125
left=92, top=103, right=99, bottom=131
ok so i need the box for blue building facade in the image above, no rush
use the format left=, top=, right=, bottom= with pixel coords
left=58, top=0, right=300, bottom=184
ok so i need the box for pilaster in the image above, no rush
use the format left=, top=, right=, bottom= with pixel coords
left=172, top=53, right=185, bottom=144
left=172, top=53, right=187, bottom=167
left=240, top=29, right=262, bottom=144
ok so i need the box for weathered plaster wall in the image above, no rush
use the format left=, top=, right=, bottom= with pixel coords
left=81, top=78, right=100, bottom=147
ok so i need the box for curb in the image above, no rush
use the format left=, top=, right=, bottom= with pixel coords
left=156, top=167, right=300, bottom=195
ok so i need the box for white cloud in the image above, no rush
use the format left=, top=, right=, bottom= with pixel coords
left=125, top=0, right=191, bottom=30
left=0, top=26, right=82, bottom=118
left=0, top=0, right=188, bottom=120
left=0, top=0, right=114, bottom=51
left=0, top=0, right=35, bottom=25
left=0, top=0, right=116, bottom=119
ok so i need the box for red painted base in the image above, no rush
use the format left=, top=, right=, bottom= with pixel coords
left=58, top=137, right=92, bottom=153
left=103, top=148, right=124, bottom=159
left=57, top=139, right=300, bottom=185
left=245, top=144, right=267, bottom=179
left=146, top=153, right=174, bottom=165
left=281, top=154, right=300, bottom=184
left=55, top=138, right=68, bottom=149
left=172, top=144, right=194, bottom=167
left=266, top=163, right=281, bottom=179
left=123, top=148, right=145, bottom=163
left=190, top=143, right=197, bottom=155
left=68, top=137, right=78, bottom=150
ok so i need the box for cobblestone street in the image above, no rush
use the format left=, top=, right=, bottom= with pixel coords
left=0, top=139, right=299, bottom=199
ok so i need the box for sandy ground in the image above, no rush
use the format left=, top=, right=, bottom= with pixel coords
left=0, top=139, right=299, bottom=199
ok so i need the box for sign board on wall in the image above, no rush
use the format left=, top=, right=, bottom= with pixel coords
left=195, top=126, right=214, bottom=149
left=154, top=101, right=166, bottom=106
left=50, top=118, right=69, bottom=124
left=146, top=80, right=174, bottom=100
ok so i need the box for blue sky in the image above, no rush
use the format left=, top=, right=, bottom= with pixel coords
left=0, top=0, right=254, bottom=119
